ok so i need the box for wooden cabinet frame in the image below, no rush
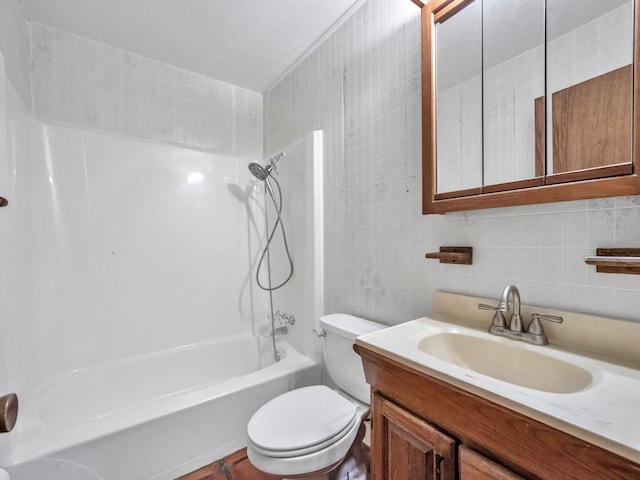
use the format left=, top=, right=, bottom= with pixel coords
left=418, top=0, right=640, bottom=214
left=356, top=344, right=640, bottom=479
left=371, top=392, right=456, bottom=480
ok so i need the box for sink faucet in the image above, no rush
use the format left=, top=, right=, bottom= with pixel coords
left=498, top=284, right=523, bottom=332
left=478, top=284, right=563, bottom=346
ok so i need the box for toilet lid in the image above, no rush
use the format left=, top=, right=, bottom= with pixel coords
left=247, top=385, right=357, bottom=452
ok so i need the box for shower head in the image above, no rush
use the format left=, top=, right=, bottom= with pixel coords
left=248, top=152, right=286, bottom=181
left=248, top=162, right=269, bottom=180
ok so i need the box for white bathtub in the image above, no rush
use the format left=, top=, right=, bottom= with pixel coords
left=4, top=335, right=318, bottom=480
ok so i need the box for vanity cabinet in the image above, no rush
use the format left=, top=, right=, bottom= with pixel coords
left=355, top=344, right=640, bottom=480
left=371, top=392, right=455, bottom=480
left=458, top=446, right=525, bottom=480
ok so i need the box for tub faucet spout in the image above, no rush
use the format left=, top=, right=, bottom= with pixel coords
left=270, top=326, right=288, bottom=336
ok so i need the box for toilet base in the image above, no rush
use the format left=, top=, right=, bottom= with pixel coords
left=257, top=422, right=368, bottom=480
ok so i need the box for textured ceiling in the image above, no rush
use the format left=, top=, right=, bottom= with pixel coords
left=19, top=0, right=364, bottom=92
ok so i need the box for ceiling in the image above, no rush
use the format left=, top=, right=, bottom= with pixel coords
left=19, top=0, right=364, bottom=92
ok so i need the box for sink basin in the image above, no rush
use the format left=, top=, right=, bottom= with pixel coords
left=418, top=332, right=593, bottom=394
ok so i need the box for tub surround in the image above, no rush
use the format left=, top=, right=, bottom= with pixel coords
left=355, top=291, right=640, bottom=477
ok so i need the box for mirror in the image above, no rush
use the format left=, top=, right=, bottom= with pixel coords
left=482, top=0, right=544, bottom=187
left=435, top=0, right=482, bottom=193
left=421, top=0, right=640, bottom=213
left=545, top=0, right=633, bottom=179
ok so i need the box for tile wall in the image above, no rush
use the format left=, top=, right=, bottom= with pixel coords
left=0, top=0, right=262, bottom=156
left=266, top=0, right=640, bottom=324
left=30, top=23, right=262, bottom=155
left=0, top=0, right=31, bottom=106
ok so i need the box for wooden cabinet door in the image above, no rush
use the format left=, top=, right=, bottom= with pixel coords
left=371, top=392, right=456, bottom=480
left=459, top=446, right=525, bottom=480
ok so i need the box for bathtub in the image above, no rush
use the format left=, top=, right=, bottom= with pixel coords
left=4, top=335, right=319, bottom=480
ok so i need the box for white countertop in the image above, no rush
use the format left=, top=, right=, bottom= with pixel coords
left=356, top=316, right=640, bottom=464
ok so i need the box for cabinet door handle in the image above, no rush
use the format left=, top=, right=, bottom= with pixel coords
left=435, top=454, right=444, bottom=480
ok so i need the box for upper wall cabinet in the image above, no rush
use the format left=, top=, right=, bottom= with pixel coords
left=419, top=0, right=640, bottom=214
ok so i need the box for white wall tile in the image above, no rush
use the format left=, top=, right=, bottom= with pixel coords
left=28, top=23, right=262, bottom=156
left=266, top=0, right=640, bottom=323
left=0, top=0, right=30, bottom=106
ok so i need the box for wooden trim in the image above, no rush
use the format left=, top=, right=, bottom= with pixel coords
left=422, top=0, right=640, bottom=215
left=481, top=177, right=544, bottom=194
left=435, top=187, right=482, bottom=200
left=430, top=0, right=459, bottom=14
left=433, top=0, right=476, bottom=24
left=459, top=446, right=526, bottom=480
left=426, top=174, right=640, bottom=213
left=534, top=96, right=545, bottom=177
left=356, top=345, right=640, bottom=479
left=422, top=3, right=438, bottom=215
left=545, top=163, right=633, bottom=185
left=635, top=0, right=640, bottom=171
left=409, top=0, right=426, bottom=8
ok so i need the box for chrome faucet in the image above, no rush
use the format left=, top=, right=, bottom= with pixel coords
left=270, top=326, right=289, bottom=336
left=478, top=284, right=563, bottom=346
left=498, top=284, right=523, bottom=332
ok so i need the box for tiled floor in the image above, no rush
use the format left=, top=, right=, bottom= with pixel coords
left=179, top=421, right=370, bottom=480
left=177, top=448, right=280, bottom=480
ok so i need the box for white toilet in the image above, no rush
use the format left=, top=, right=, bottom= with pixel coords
left=247, top=313, right=385, bottom=478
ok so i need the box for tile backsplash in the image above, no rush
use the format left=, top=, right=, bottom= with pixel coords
left=266, top=0, right=640, bottom=324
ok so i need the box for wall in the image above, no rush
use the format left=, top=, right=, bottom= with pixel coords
left=30, top=22, right=262, bottom=155
left=0, top=0, right=30, bottom=107
left=265, top=0, right=640, bottom=325
left=0, top=71, right=269, bottom=404
left=0, top=0, right=331, bottom=404
left=265, top=132, right=325, bottom=363
left=0, top=0, right=282, bottom=423
left=0, top=0, right=262, bottom=155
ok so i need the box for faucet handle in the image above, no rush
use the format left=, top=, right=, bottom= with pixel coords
left=478, top=303, right=498, bottom=311
left=527, top=313, right=563, bottom=335
left=478, top=303, right=507, bottom=328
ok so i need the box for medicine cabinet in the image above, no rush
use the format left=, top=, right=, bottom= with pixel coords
left=417, top=0, right=640, bottom=214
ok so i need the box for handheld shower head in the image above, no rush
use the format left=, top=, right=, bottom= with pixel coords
left=248, top=162, right=269, bottom=180
left=248, top=152, right=286, bottom=181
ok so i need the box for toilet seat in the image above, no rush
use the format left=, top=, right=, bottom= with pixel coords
left=247, top=385, right=368, bottom=476
left=248, top=385, right=357, bottom=454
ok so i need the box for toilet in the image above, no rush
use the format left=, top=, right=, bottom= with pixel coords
left=247, top=313, right=385, bottom=478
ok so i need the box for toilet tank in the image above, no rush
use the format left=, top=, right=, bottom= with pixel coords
left=320, top=313, right=386, bottom=404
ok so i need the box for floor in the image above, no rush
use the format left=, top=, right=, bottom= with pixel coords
left=179, top=420, right=371, bottom=480
left=177, top=448, right=280, bottom=480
